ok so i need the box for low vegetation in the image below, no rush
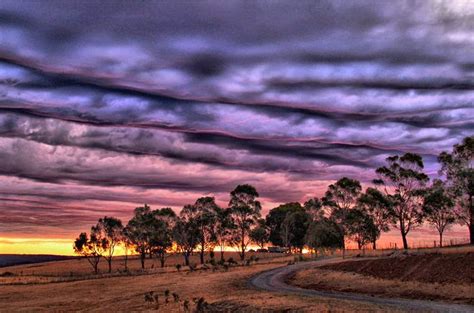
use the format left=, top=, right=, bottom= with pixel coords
left=288, top=252, right=474, bottom=304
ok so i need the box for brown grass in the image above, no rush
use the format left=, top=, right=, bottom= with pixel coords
left=288, top=253, right=474, bottom=305
left=0, top=254, right=395, bottom=312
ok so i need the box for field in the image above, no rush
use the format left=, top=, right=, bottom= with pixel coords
left=288, top=251, right=474, bottom=305
left=0, top=253, right=393, bottom=312
left=1, top=249, right=473, bottom=312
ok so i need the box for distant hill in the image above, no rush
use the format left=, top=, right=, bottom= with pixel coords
left=0, top=254, right=76, bottom=268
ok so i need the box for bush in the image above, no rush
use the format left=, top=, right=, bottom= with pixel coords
left=194, top=297, right=208, bottom=312
left=176, top=264, right=182, bottom=272
left=227, top=257, right=237, bottom=265
left=172, top=292, right=180, bottom=302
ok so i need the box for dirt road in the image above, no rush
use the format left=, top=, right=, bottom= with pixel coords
left=249, top=258, right=474, bottom=313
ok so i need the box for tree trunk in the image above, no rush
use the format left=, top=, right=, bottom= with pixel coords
left=184, top=253, right=190, bottom=266
left=200, top=247, right=205, bottom=264
left=240, top=228, right=245, bottom=261
left=439, top=231, right=443, bottom=248
left=372, top=240, right=377, bottom=250
left=107, top=258, right=112, bottom=273
left=124, top=252, right=128, bottom=271
left=160, top=254, right=165, bottom=268
left=401, top=231, right=408, bottom=250
left=140, top=252, right=145, bottom=269
left=220, top=248, right=225, bottom=262
left=470, top=194, right=474, bottom=245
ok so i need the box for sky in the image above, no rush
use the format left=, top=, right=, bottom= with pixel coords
left=0, top=0, right=473, bottom=255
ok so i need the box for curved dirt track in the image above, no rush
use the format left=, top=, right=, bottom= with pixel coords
left=249, top=258, right=474, bottom=313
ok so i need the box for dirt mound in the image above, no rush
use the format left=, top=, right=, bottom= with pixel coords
left=321, top=252, right=474, bottom=284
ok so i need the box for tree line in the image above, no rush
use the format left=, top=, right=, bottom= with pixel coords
left=74, top=136, right=473, bottom=273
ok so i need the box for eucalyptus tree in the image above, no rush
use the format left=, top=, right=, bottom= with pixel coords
left=438, top=136, right=473, bottom=244
left=193, top=197, right=219, bottom=264
left=305, top=217, right=344, bottom=254
left=345, top=208, right=378, bottom=250
left=374, top=153, right=429, bottom=249
left=229, top=184, right=262, bottom=260
left=213, top=206, right=235, bottom=261
left=250, top=218, right=269, bottom=249
left=322, top=177, right=362, bottom=249
left=153, top=207, right=177, bottom=267
left=125, top=204, right=172, bottom=269
left=280, top=210, right=310, bottom=253
left=423, top=179, right=456, bottom=247
left=266, top=202, right=304, bottom=246
left=304, top=197, right=325, bottom=222
left=95, top=216, right=124, bottom=273
left=357, top=187, right=394, bottom=249
left=73, top=230, right=107, bottom=274
left=173, top=205, right=200, bottom=266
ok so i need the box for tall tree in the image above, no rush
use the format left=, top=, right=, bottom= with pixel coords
left=375, top=153, right=429, bottom=249
left=357, top=187, right=394, bottom=249
left=345, top=208, right=379, bottom=249
left=94, top=216, right=123, bottom=273
left=280, top=210, right=310, bottom=253
left=125, top=204, right=172, bottom=269
left=194, top=197, right=218, bottom=264
left=304, top=197, right=325, bottom=222
left=229, top=184, right=262, bottom=260
left=266, top=202, right=304, bottom=246
left=249, top=218, right=269, bottom=249
left=213, top=206, right=235, bottom=261
left=423, top=180, right=456, bottom=247
left=322, top=177, right=362, bottom=249
left=73, top=230, right=107, bottom=274
left=305, top=217, right=344, bottom=253
left=153, top=207, right=177, bottom=267
left=438, top=136, right=474, bottom=244
left=173, top=205, right=200, bottom=266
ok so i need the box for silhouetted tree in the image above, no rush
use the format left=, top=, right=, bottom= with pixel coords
left=121, top=226, right=133, bottom=271
left=375, top=153, right=429, bottom=249
left=305, top=217, right=344, bottom=253
left=345, top=208, right=379, bottom=249
left=304, top=197, right=325, bottom=222
left=358, top=188, right=394, bottom=249
left=153, top=208, right=177, bottom=267
left=213, top=206, right=235, bottom=261
left=280, top=210, right=310, bottom=253
left=249, top=218, right=269, bottom=249
left=125, top=204, right=172, bottom=269
left=266, top=202, right=304, bottom=246
left=73, top=231, right=107, bottom=274
left=423, top=179, right=456, bottom=247
left=193, top=197, right=219, bottom=264
left=438, top=136, right=474, bottom=244
left=173, top=205, right=200, bottom=266
left=229, top=184, right=261, bottom=260
left=323, top=177, right=362, bottom=249
left=94, top=216, right=123, bottom=273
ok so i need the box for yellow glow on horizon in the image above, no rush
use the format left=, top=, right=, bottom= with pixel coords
left=0, top=237, right=75, bottom=255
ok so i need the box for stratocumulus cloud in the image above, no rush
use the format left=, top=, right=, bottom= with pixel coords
left=0, top=0, right=473, bottom=241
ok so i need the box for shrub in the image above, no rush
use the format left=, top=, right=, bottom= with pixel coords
left=183, top=300, right=190, bottom=312
left=176, top=264, right=182, bottom=272
left=172, top=292, right=180, bottom=302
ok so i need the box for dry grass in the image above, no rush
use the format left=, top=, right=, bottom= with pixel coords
left=1, top=252, right=280, bottom=277
left=289, top=267, right=474, bottom=305
left=0, top=255, right=395, bottom=312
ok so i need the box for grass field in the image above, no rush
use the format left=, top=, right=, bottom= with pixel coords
left=0, top=252, right=396, bottom=312
left=288, top=250, right=474, bottom=305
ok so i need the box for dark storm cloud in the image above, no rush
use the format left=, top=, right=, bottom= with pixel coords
left=0, top=0, right=473, bottom=235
